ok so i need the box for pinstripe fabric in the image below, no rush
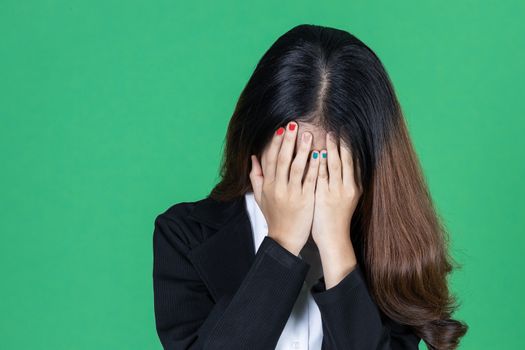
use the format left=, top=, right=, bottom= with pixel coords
left=152, top=195, right=422, bottom=349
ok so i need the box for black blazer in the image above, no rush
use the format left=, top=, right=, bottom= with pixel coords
left=152, top=195, right=421, bottom=349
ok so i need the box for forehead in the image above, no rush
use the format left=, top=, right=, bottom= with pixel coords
left=294, top=121, right=330, bottom=153
left=297, top=121, right=325, bottom=134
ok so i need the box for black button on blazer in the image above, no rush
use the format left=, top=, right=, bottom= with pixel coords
left=152, top=195, right=421, bottom=349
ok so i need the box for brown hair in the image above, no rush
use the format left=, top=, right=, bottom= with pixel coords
left=209, top=24, right=468, bottom=349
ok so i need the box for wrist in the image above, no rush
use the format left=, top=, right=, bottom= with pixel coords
left=315, top=230, right=352, bottom=252
left=318, top=238, right=357, bottom=289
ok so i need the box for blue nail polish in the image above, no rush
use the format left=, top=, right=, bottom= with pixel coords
left=313, top=152, right=318, bottom=159
left=322, top=151, right=327, bottom=159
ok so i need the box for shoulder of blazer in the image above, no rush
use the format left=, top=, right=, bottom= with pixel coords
left=154, top=194, right=256, bottom=300
left=155, top=194, right=246, bottom=249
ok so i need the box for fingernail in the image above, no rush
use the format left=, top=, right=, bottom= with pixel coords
left=322, top=151, right=327, bottom=158
left=312, top=151, right=318, bottom=159
left=288, top=122, right=296, bottom=131
left=276, top=127, right=284, bottom=135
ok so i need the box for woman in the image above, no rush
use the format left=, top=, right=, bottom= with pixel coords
left=153, top=24, right=468, bottom=349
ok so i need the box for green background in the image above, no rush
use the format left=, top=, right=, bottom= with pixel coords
left=1, top=1, right=523, bottom=349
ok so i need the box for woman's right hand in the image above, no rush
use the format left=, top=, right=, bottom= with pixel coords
left=249, top=121, right=321, bottom=256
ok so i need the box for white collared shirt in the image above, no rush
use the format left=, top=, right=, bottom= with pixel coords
left=244, top=191, right=323, bottom=349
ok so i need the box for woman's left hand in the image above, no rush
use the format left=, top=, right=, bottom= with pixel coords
left=311, top=131, right=363, bottom=288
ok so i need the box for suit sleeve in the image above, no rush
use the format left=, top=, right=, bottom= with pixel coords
left=152, top=213, right=310, bottom=350
left=310, top=264, right=421, bottom=350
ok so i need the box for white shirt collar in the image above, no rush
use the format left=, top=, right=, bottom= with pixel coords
left=244, top=191, right=270, bottom=254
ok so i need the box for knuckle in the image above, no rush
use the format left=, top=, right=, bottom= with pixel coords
left=344, top=188, right=355, bottom=199
left=274, top=188, right=286, bottom=201
left=262, top=180, right=272, bottom=192
left=289, top=163, right=301, bottom=177
left=277, top=153, right=288, bottom=164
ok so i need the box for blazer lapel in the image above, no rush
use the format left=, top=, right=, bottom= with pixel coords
left=186, top=195, right=256, bottom=302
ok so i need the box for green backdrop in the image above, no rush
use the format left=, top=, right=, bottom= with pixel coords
left=1, top=1, right=523, bottom=349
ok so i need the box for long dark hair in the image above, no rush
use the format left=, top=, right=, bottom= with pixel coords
left=209, top=24, right=468, bottom=349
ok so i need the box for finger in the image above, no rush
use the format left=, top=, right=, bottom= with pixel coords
left=317, top=149, right=328, bottom=191
left=275, top=121, right=298, bottom=185
left=302, top=150, right=320, bottom=194
left=289, top=131, right=313, bottom=188
left=249, top=154, right=264, bottom=204
left=326, top=131, right=342, bottom=189
left=262, top=126, right=286, bottom=183
left=339, top=137, right=355, bottom=189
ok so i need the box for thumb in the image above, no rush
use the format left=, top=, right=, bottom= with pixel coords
left=249, top=155, right=264, bottom=204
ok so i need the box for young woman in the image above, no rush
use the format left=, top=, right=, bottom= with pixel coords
left=153, top=24, right=468, bottom=350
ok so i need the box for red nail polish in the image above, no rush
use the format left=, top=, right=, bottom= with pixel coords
left=288, top=123, right=296, bottom=131
left=276, top=127, right=284, bottom=135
